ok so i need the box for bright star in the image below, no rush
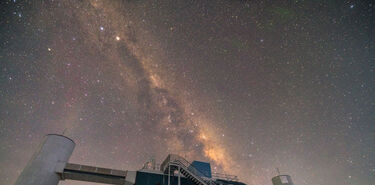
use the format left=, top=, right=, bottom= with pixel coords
left=100, top=26, right=104, bottom=31
left=116, top=36, right=120, bottom=41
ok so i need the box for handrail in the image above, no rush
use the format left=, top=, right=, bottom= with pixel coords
left=161, top=154, right=216, bottom=185
left=174, top=160, right=207, bottom=184
left=212, top=173, right=238, bottom=181
left=175, top=155, right=207, bottom=178
left=160, top=155, right=171, bottom=172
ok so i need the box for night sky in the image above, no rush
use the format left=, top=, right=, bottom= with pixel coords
left=1, top=0, right=374, bottom=185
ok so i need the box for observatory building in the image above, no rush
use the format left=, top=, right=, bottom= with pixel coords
left=15, top=134, right=246, bottom=185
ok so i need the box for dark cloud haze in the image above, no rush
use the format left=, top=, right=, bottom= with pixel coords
left=0, top=1, right=374, bottom=185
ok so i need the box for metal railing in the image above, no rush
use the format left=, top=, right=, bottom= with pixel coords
left=161, top=154, right=216, bottom=185
left=142, top=161, right=161, bottom=171
left=212, top=173, right=238, bottom=181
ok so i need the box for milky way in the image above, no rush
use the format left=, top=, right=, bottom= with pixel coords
left=0, top=1, right=374, bottom=185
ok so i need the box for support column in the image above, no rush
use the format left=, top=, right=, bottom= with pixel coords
left=168, top=163, right=171, bottom=185
left=15, top=134, right=75, bottom=185
left=178, top=165, right=181, bottom=185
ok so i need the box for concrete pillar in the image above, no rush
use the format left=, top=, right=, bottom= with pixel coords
left=15, top=134, right=75, bottom=185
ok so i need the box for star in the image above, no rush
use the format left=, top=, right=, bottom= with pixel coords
left=1, top=2, right=374, bottom=185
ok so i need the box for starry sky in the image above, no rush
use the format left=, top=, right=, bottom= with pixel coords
left=0, top=0, right=374, bottom=185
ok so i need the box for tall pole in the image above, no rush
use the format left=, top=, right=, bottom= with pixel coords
left=178, top=165, right=181, bottom=185
left=15, top=134, right=75, bottom=185
left=168, top=163, right=171, bottom=185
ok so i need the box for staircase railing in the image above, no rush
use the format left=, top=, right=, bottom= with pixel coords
left=161, top=154, right=216, bottom=185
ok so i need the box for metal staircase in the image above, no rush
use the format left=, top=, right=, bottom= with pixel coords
left=160, top=154, right=216, bottom=185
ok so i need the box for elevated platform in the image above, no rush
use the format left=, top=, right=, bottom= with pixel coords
left=16, top=134, right=246, bottom=185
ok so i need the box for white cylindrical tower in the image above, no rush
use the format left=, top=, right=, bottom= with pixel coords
left=15, top=134, right=75, bottom=185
